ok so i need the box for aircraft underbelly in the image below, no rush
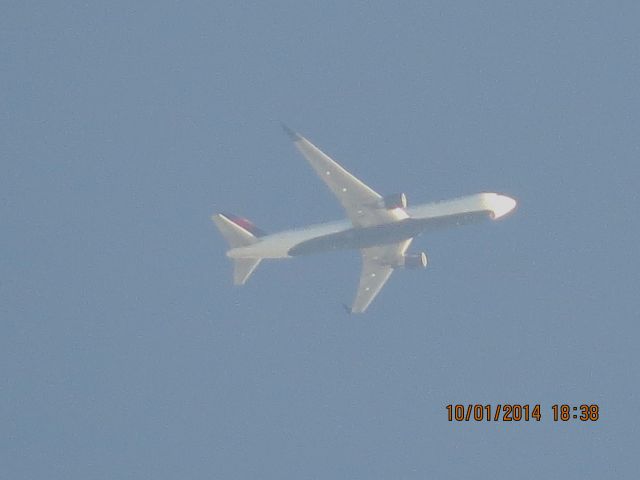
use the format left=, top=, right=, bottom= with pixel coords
left=288, top=220, right=420, bottom=256
left=287, top=211, right=492, bottom=257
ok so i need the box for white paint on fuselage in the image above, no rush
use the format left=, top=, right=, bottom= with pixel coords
left=227, top=219, right=350, bottom=259
left=407, top=192, right=517, bottom=221
left=226, top=192, right=516, bottom=260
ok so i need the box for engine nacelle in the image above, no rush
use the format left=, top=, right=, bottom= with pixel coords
left=402, top=252, right=428, bottom=269
left=378, top=192, right=407, bottom=210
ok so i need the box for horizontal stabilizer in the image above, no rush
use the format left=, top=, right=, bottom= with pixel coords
left=233, top=258, right=261, bottom=285
left=212, top=213, right=265, bottom=248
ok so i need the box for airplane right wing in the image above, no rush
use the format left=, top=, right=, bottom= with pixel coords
left=350, top=239, right=413, bottom=313
left=350, top=262, right=394, bottom=314
left=284, top=126, right=408, bottom=228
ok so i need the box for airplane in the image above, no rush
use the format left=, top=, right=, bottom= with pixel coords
left=212, top=126, right=517, bottom=313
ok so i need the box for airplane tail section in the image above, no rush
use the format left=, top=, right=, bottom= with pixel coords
left=211, top=213, right=266, bottom=248
left=212, top=213, right=267, bottom=285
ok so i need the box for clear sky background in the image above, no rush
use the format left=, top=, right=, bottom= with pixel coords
left=3, top=1, right=639, bottom=478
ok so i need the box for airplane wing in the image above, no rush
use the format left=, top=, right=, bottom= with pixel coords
left=284, top=126, right=408, bottom=228
left=350, top=239, right=413, bottom=313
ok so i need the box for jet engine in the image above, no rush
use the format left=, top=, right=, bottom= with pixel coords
left=402, top=252, right=428, bottom=269
left=378, top=192, right=407, bottom=209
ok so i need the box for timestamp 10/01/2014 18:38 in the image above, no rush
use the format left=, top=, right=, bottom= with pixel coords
left=446, top=404, right=600, bottom=422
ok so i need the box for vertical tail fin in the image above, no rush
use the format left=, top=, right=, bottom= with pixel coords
left=211, top=213, right=266, bottom=285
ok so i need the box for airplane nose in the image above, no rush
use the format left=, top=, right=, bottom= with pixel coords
left=490, top=194, right=517, bottom=219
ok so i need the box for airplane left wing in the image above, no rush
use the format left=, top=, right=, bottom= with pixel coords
left=284, top=126, right=408, bottom=228
left=350, top=239, right=413, bottom=313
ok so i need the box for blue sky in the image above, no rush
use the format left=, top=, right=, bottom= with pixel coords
left=3, top=2, right=639, bottom=478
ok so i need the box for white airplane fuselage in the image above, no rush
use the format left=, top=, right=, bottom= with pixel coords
left=227, top=192, right=516, bottom=260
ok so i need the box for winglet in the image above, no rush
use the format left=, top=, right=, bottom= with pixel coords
left=280, top=122, right=301, bottom=141
left=342, top=303, right=352, bottom=315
